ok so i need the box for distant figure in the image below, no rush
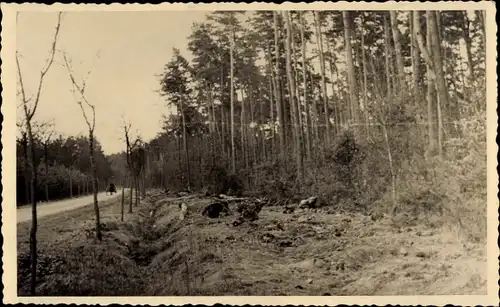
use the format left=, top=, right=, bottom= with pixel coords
left=106, top=183, right=116, bottom=195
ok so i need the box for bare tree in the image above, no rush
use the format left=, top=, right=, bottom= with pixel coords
left=122, top=120, right=145, bottom=209
left=16, top=12, right=62, bottom=295
left=122, top=120, right=141, bottom=213
left=62, top=52, right=102, bottom=241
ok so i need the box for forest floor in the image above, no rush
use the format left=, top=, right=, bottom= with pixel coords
left=17, top=189, right=487, bottom=296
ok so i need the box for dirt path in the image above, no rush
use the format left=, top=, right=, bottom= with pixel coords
left=16, top=190, right=487, bottom=296
left=17, top=191, right=126, bottom=224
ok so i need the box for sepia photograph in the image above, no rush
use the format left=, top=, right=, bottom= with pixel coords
left=1, top=2, right=497, bottom=305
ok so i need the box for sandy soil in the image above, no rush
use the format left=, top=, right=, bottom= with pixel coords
left=16, top=189, right=487, bottom=296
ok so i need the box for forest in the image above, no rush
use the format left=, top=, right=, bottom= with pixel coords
left=16, top=131, right=114, bottom=205
left=17, top=9, right=487, bottom=233
left=118, top=10, right=486, bottom=240
left=15, top=9, right=489, bottom=297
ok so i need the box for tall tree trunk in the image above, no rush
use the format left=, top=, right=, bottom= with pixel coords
left=121, top=177, right=125, bottom=222
left=89, top=132, right=102, bottom=241
left=69, top=171, right=73, bottom=198
left=343, top=11, right=360, bottom=127
left=230, top=20, right=236, bottom=174
left=360, top=18, right=370, bottom=138
left=311, top=71, right=320, bottom=144
left=44, top=143, right=49, bottom=202
left=383, top=13, right=393, bottom=102
left=462, top=12, right=475, bottom=80
left=414, top=11, right=438, bottom=157
left=208, top=82, right=216, bottom=166
left=260, top=78, right=268, bottom=162
left=326, top=39, right=340, bottom=136
left=475, top=11, right=486, bottom=45
left=249, top=89, right=257, bottom=166
left=134, top=176, right=139, bottom=206
left=285, top=11, right=303, bottom=182
left=142, top=169, right=146, bottom=198
left=390, top=11, right=407, bottom=98
left=221, top=105, right=226, bottom=160
left=290, top=20, right=303, bottom=148
left=273, top=11, right=286, bottom=162
left=220, top=66, right=226, bottom=156
left=25, top=122, right=38, bottom=295
left=314, top=11, right=331, bottom=144
left=266, top=52, right=278, bottom=159
left=240, top=88, right=248, bottom=169
left=299, top=11, right=312, bottom=162
left=410, top=11, right=421, bottom=107
left=428, top=11, right=447, bottom=157
left=427, top=12, right=438, bottom=156
left=180, top=100, right=191, bottom=190
left=128, top=175, right=133, bottom=213
left=22, top=136, right=31, bottom=205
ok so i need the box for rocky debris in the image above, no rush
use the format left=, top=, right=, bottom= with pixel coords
left=232, top=216, right=244, bottom=227
left=179, top=203, right=188, bottom=220
left=275, top=221, right=285, bottom=231
left=279, top=240, right=293, bottom=247
left=283, top=204, right=296, bottom=214
left=177, top=190, right=191, bottom=197
left=416, top=251, right=431, bottom=258
left=202, top=201, right=230, bottom=218
left=299, top=196, right=318, bottom=209
left=370, top=212, right=384, bottom=221
left=260, top=232, right=275, bottom=243
left=232, top=200, right=266, bottom=226
left=399, top=247, right=409, bottom=256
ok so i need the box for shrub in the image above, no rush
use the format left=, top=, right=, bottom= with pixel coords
left=205, top=165, right=244, bottom=196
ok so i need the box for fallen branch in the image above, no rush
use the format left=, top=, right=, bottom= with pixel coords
left=217, top=194, right=250, bottom=202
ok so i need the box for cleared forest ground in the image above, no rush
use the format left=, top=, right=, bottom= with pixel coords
left=17, top=189, right=487, bottom=296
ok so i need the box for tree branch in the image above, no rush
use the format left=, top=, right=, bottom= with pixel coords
left=62, top=52, right=98, bottom=133
left=28, top=12, right=63, bottom=121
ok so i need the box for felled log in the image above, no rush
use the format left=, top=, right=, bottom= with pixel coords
left=217, top=194, right=249, bottom=201
left=299, top=196, right=318, bottom=209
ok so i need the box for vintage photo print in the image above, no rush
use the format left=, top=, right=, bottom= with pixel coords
left=1, top=2, right=497, bottom=305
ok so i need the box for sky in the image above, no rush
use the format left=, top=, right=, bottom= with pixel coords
left=16, top=11, right=209, bottom=154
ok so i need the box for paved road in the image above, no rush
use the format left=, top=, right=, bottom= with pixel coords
left=17, top=191, right=126, bottom=224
